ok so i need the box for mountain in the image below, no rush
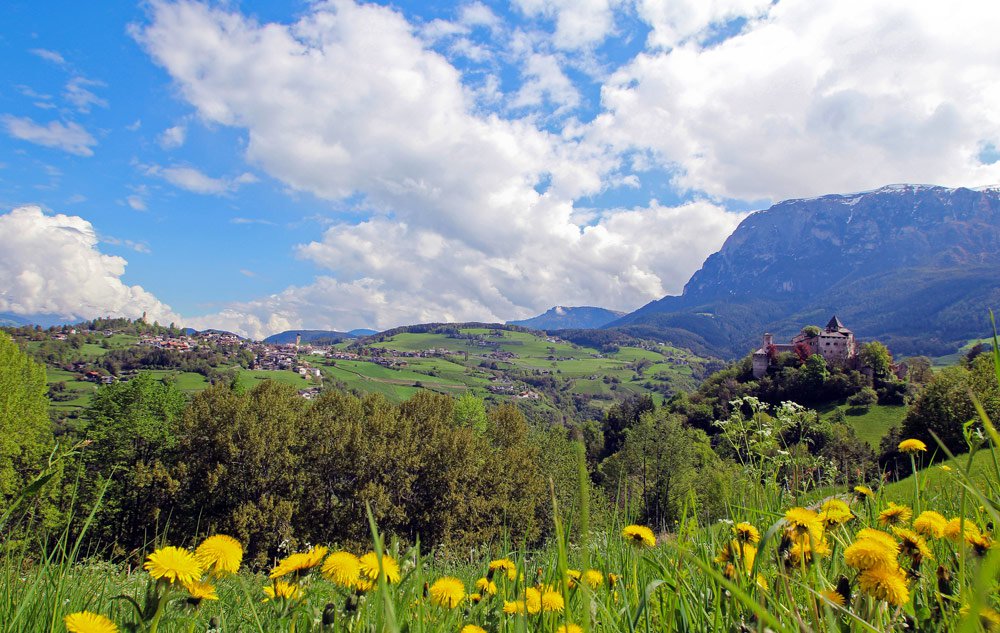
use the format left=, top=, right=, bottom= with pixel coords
left=607, top=185, right=1000, bottom=359
left=507, top=306, right=627, bottom=330
left=348, top=328, right=379, bottom=337
left=0, top=312, right=82, bottom=328
left=263, top=329, right=357, bottom=345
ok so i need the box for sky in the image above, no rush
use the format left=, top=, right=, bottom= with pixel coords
left=1, top=0, right=999, bottom=339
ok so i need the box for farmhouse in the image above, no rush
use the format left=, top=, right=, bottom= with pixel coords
left=752, top=315, right=858, bottom=379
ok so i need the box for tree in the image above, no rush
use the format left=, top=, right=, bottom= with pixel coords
left=860, top=341, right=893, bottom=381
left=602, top=395, right=654, bottom=458
left=902, top=356, right=933, bottom=384
left=0, top=331, right=54, bottom=509
left=847, top=387, right=878, bottom=410
left=452, top=392, right=487, bottom=433
left=81, top=372, right=186, bottom=550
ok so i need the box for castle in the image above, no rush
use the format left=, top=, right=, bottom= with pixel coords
left=752, top=315, right=858, bottom=379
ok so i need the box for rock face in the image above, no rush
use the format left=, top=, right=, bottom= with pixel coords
left=508, top=306, right=626, bottom=330
left=609, top=185, right=1000, bottom=358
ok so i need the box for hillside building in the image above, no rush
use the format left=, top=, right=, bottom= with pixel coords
left=752, top=316, right=858, bottom=378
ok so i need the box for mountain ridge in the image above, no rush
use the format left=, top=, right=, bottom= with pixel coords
left=507, top=306, right=626, bottom=330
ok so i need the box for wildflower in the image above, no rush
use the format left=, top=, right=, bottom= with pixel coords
left=64, top=612, right=119, bottom=633
left=855, top=528, right=899, bottom=553
left=966, top=532, right=993, bottom=557
left=524, top=587, right=542, bottom=614
left=944, top=518, right=981, bottom=542
left=475, top=577, right=497, bottom=596
left=716, top=540, right=757, bottom=575
left=489, top=558, right=518, bottom=581
left=960, top=605, right=1000, bottom=630
left=461, top=626, right=487, bottom=633
left=503, top=600, right=526, bottom=615
left=322, top=551, right=361, bottom=588
left=893, top=527, right=933, bottom=562
left=858, top=567, right=910, bottom=606
left=853, top=485, right=874, bottom=502
left=819, top=502, right=855, bottom=528
left=733, top=522, right=760, bottom=544
left=541, top=590, right=565, bottom=612
left=583, top=569, right=604, bottom=588
left=844, top=539, right=898, bottom=571
left=622, top=524, right=656, bottom=548
left=913, top=511, right=948, bottom=539
left=566, top=569, right=581, bottom=588
left=358, top=551, right=401, bottom=585
left=264, top=580, right=302, bottom=601
left=898, top=438, right=927, bottom=453
left=608, top=573, right=621, bottom=588
left=939, top=464, right=953, bottom=472
left=194, top=534, right=243, bottom=577
left=878, top=503, right=912, bottom=527
left=787, top=536, right=829, bottom=567
left=183, top=579, right=219, bottom=603
left=270, top=545, right=329, bottom=579
left=429, top=577, right=466, bottom=608
left=820, top=589, right=846, bottom=607
left=469, top=593, right=482, bottom=603
left=144, top=546, right=202, bottom=586
left=557, top=625, right=584, bottom=633
left=784, top=507, right=823, bottom=543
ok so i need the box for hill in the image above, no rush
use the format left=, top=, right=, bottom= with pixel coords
left=607, top=184, right=1000, bottom=358
left=507, top=306, right=626, bottom=330
left=263, top=329, right=359, bottom=345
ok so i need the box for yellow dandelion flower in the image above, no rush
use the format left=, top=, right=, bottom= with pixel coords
left=820, top=506, right=855, bottom=528
left=878, top=503, right=912, bottom=527
left=966, top=532, right=993, bottom=557
left=359, top=551, right=401, bottom=584
left=144, top=546, right=202, bottom=586
left=607, top=573, right=621, bottom=588
left=855, top=528, right=899, bottom=552
left=756, top=574, right=769, bottom=591
left=913, top=511, right=948, bottom=539
left=566, top=569, right=581, bottom=588
left=939, top=464, right=953, bottom=472
left=429, top=577, right=466, bottom=609
left=898, top=438, right=927, bottom=453
left=733, top=521, right=761, bottom=544
left=858, top=567, right=909, bottom=606
left=853, top=485, right=874, bottom=501
left=489, top=558, right=518, bottom=581
left=821, top=498, right=851, bottom=514
left=622, top=524, right=656, bottom=548
left=183, top=579, right=219, bottom=602
left=784, top=507, right=823, bottom=543
left=844, top=539, right=898, bottom=571
left=788, top=536, right=829, bottom=566
left=944, top=518, right=981, bottom=542
left=541, top=590, right=565, bottom=612
left=64, top=612, right=119, bottom=633
left=461, top=626, right=487, bottom=633
left=716, top=540, right=757, bottom=574
left=194, top=534, right=243, bottom=577
left=264, top=580, right=302, bottom=601
left=270, top=545, right=328, bottom=579
left=961, top=605, right=1000, bottom=630
left=524, top=587, right=542, bottom=614
left=475, top=577, right=497, bottom=596
left=583, top=569, right=604, bottom=588
left=893, top=527, right=933, bottom=561
left=820, top=589, right=846, bottom=607
left=557, top=625, right=584, bottom=633
left=502, top=600, right=526, bottom=615
left=321, top=551, right=361, bottom=588
left=469, top=592, right=482, bottom=603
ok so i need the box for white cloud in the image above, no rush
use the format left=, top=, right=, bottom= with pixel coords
left=126, top=195, right=147, bottom=211
left=594, top=0, right=1000, bottom=201
left=0, top=206, right=178, bottom=323
left=510, top=53, right=580, bottom=113
left=513, top=0, right=621, bottom=50
left=139, top=0, right=746, bottom=338
left=64, top=77, right=107, bottom=113
left=30, top=48, right=66, bottom=65
left=636, top=0, right=771, bottom=49
left=1, top=116, right=97, bottom=156
left=145, top=164, right=256, bottom=195
left=158, top=123, right=186, bottom=149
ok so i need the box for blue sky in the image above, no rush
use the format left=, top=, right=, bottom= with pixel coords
left=2, top=0, right=999, bottom=338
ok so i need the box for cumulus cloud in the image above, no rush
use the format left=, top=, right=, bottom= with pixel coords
left=513, top=0, right=621, bottom=50
left=2, top=116, right=97, bottom=156
left=593, top=0, right=1000, bottom=200
left=158, top=124, right=186, bottom=149
left=136, top=0, right=744, bottom=338
left=0, top=206, right=178, bottom=323
left=511, top=53, right=581, bottom=113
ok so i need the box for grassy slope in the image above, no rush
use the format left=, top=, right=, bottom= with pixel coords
left=821, top=404, right=907, bottom=448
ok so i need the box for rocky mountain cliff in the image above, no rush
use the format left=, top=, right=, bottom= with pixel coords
left=608, top=185, right=1000, bottom=358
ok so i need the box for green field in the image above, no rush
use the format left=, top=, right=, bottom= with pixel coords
left=823, top=403, right=908, bottom=448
